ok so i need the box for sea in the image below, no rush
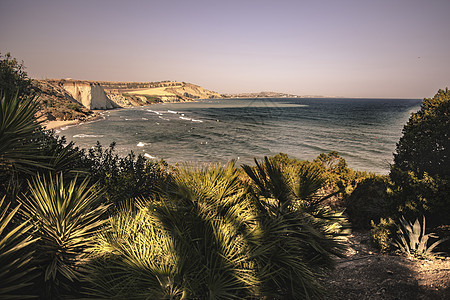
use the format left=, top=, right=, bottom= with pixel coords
left=59, top=98, right=422, bottom=174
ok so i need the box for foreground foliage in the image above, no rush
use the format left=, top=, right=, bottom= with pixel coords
left=391, top=88, right=450, bottom=225
left=84, top=161, right=348, bottom=299
left=393, top=216, right=447, bottom=258
left=0, top=196, right=37, bottom=299
left=85, top=163, right=258, bottom=299
left=19, top=174, right=108, bottom=298
left=2, top=54, right=448, bottom=298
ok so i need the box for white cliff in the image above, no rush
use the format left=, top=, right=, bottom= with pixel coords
left=61, top=81, right=118, bottom=110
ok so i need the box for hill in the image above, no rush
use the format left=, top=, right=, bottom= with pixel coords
left=34, top=79, right=222, bottom=125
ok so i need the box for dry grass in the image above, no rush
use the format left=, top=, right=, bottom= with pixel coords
left=128, top=87, right=177, bottom=96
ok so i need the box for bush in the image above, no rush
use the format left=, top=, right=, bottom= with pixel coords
left=390, top=88, right=450, bottom=225
left=345, top=176, right=393, bottom=229
left=85, top=142, right=170, bottom=208
left=370, top=218, right=396, bottom=252
left=0, top=52, right=33, bottom=98
left=19, top=174, right=108, bottom=298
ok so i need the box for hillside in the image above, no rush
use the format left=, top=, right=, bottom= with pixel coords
left=35, top=79, right=222, bottom=124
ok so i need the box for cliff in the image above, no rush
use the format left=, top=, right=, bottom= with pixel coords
left=35, top=79, right=222, bottom=122
left=34, top=80, right=95, bottom=122
left=46, top=80, right=118, bottom=110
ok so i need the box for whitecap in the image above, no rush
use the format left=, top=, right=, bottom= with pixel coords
left=147, top=109, right=162, bottom=115
left=179, top=116, right=191, bottom=121
left=168, top=110, right=178, bottom=114
left=158, top=116, right=170, bottom=121
left=137, top=142, right=145, bottom=147
left=73, top=134, right=104, bottom=138
left=144, top=153, right=157, bottom=159
left=191, top=119, right=203, bottom=123
left=142, top=118, right=148, bottom=120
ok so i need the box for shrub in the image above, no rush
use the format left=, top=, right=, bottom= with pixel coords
left=19, top=174, right=108, bottom=298
left=390, top=88, right=450, bottom=225
left=243, top=157, right=349, bottom=298
left=85, top=142, right=170, bottom=208
left=370, top=218, right=396, bottom=253
left=0, top=196, right=38, bottom=298
left=84, top=163, right=257, bottom=299
left=345, top=175, right=393, bottom=229
left=0, top=52, right=33, bottom=98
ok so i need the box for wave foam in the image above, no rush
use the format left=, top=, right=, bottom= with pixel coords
left=73, top=134, right=104, bottom=138
left=147, top=109, right=162, bottom=115
left=144, top=153, right=157, bottom=159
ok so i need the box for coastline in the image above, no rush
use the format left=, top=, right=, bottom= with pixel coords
left=43, top=113, right=104, bottom=130
left=42, top=99, right=198, bottom=131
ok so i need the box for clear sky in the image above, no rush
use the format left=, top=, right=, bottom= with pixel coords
left=1, top=0, right=449, bottom=98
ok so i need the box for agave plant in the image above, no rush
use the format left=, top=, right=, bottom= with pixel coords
left=85, top=163, right=259, bottom=299
left=242, top=157, right=348, bottom=299
left=0, top=196, right=38, bottom=299
left=19, top=173, right=108, bottom=298
left=393, top=216, right=447, bottom=258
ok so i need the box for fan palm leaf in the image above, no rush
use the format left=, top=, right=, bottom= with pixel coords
left=0, top=92, right=48, bottom=174
left=85, top=163, right=258, bottom=299
left=243, top=157, right=348, bottom=299
left=19, top=174, right=108, bottom=298
left=0, top=196, right=38, bottom=299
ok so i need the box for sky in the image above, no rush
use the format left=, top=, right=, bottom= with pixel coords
left=1, top=0, right=449, bottom=98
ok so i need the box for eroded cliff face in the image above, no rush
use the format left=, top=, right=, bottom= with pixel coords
left=61, top=81, right=118, bottom=110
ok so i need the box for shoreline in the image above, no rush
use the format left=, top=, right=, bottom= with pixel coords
left=42, top=99, right=199, bottom=131
left=43, top=113, right=104, bottom=130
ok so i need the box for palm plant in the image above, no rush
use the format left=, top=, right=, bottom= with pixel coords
left=0, top=196, right=38, bottom=299
left=242, top=157, right=348, bottom=299
left=0, top=92, right=44, bottom=174
left=85, top=163, right=259, bottom=299
left=19, top=174, right=108, bottom=298
left=393, top=216, right=447, bottom=258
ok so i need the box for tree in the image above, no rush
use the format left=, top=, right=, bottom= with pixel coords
left=0, top=52, right=33, bottom=98
left=393, top=88, right=450, bottom=177
left=391, top=88, right=450, bottom=224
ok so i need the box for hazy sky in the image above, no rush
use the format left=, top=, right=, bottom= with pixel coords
left=1, top=0, right=449, bottom=98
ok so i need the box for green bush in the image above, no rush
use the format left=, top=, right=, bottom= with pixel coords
left=85, top=163, right=257, bottom=299
left=390, top=88, right=450, bottom=225
left=345, top=176, right=393, bottom=229
left=370, top=218, right=396, bottom=253
left=0, top=52, right=33, bottom=98
left=19, top=174, right=108, bottom=298
left=85, top=142, right=170, bottom=209
left=84, top=159, right=349, bottom=299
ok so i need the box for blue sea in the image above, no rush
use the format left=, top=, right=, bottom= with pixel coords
left=59, top=98, right=422, bottom=174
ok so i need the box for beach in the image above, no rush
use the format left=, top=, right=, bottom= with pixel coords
left=42, top=112, right=103, bottom=130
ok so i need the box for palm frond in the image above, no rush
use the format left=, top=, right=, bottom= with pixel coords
left=0, top=196, right=38, bottom=299
left=19, top=174, right=108, bottom=298
left=0, top=92, right=48, bottom=174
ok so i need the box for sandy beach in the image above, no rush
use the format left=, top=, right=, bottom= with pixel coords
left=42, top=113, right=103, bottom=130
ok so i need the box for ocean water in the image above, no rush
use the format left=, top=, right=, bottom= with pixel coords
left=59, top=98, right=422, bottom=174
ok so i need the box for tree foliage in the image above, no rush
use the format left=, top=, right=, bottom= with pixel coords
left=394, top=88, right=450, bottom=177
left=391, top=88, right=450, bottom=225
left=0, top=52, right=33, bottom=98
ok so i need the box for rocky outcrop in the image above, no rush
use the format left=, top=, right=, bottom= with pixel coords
left=34, top=80, right=94, bottom=121
left=60, top=81, right=118, bottom=110
left=37, top=79, right=222, bottom=111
